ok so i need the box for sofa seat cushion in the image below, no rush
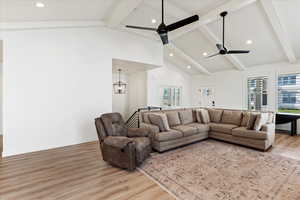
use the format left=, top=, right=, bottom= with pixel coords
left=132, top=137, right=151, bottom=151
left=172, top=125, right=198, bottom=137
left=232, top=127, right=267, bottom=140
left=186, top=123, right=210, bottom=132
left=154, top=130, right=183, bottom=142
left=209, top=123, right=238, bottom=134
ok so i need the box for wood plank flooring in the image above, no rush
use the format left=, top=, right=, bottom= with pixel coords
left=0, top=133, right=299, bottom=200
left=0, top=142, right=174, bottom=200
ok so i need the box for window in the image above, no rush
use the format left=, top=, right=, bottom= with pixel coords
left=247, top=77, right=268, bottom=110
left=278, top=74, right=300, bottom=114
left=160, top=86, right=182, bottom=107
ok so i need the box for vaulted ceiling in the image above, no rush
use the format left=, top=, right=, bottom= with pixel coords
left=0, top=0, right=298, bottom=75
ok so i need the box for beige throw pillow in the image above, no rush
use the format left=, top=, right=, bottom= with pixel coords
left=253, top=113, right=269, bottom=131
left=195, top=109, right=202, bottom=123
left=241, top=112, right=251, bottom=127
left=149, top=113, right=171, bottom=132
left=200, top=109, right=210, bottom=124
left=179, top=110, right=194, bottom=125
left=246, top=113, right=258, bottom=130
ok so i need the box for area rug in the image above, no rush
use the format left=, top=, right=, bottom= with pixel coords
left=139, top=140, right=300, bottom=200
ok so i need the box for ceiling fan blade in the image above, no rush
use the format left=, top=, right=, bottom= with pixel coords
left=166, top=15, right=199, bottom=32
left=206, top=52, right=220, bottom=58
left=159, top=33, right=169, bottom=45
left=227, top=50, right=250, bottom=54
left=216, top=44, right=222, bottom=50
left=126, top=25, right=157, bottom=31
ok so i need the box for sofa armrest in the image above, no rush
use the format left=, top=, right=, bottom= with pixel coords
left=261, top=123, right=275, bottom=144
left=140, top=123, right=159, bottom=142
left=127, top=128, right=149, bottom=138
left=103, top=136, right=134, bottom=149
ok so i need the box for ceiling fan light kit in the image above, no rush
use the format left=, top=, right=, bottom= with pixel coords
left=126, top=0, right=199, bottom=45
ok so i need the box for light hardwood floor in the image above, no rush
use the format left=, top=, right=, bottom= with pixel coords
left=0, top=133, right=299, bottom=200
left=0, top=142, right=174, bottom=200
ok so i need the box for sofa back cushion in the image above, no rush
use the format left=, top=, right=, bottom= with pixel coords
left=149, top=113, right=171, bottom=132
left=199, top=109, right=210, bottom=124
left=166, top=111, right=181, bottom=127
left=221, top=110, right=242, bottom=126
left=179, top=110, right=194, bottom=125
left=208, top=109, right=223, bottom=123
left=253, top=113, right=269, bottom=131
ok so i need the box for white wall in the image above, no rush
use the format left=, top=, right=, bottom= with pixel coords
left=192, top=61, right=300, bottom=134
left=147, top=60, right=193, bottom=108
left=3, top=27, right=162, bottom=156
left=128, top=71, right=148, bottom=117
left=112, top=73, right=129, bottom=119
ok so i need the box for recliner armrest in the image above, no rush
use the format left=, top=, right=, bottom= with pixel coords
left=140, top=123, right=160, bottom=142
left=127, top=128, right=149, bottom=138
left=103, top=136, right=134, bottom=149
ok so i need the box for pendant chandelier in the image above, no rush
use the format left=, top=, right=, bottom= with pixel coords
left=113, top=69, right=127, bottom=94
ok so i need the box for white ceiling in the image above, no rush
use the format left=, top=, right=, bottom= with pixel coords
left=0, top=0, right=298, bottom=74
left=112, top=59, right=160, bottom=75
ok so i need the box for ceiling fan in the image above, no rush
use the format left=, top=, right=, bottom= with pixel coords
left=207, top=11, right=250, bottom=58
left=125, top=0, right=199, bottom=45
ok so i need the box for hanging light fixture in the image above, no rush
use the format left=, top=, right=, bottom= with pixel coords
left=113, top=69, right=127, bottom=94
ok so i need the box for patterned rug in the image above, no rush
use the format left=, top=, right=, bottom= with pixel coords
left=139, top=140, right=300, bottom=200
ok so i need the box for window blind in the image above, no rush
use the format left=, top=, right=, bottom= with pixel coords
left=248, top=77, right=268, bottom=110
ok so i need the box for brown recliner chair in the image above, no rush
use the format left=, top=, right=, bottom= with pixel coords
left=95, top=113, right=151, bottom=171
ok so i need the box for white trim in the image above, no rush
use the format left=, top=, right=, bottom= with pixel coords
left=0, top=21, right=106, bottom=30
left=107, top=0, right=144, bottom=27
left=260, top=0, right=297, bottom=63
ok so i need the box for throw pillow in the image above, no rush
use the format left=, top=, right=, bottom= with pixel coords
left=246, top=113, right=258, bottom=130
left=195, top=109, right=202, bottom=123
left=208, top=109, right=223, bottom=123
left=253, top=113, right=269, bottom=131
left=166, top=112, right=181, bottom=127
left=241, top=112, right=251, bottom=127
left=200, top=109, right=210, bottom=124
left=179, top=110, right=194, bottom=125
left=149, top=113, right=171, bottom=132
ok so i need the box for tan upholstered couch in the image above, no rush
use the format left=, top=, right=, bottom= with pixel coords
left=140, top=108, right=275, bottom=152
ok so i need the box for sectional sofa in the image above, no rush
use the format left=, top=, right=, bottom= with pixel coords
left=140, top=108, right=275, bottom=152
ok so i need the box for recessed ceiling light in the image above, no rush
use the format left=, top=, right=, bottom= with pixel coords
left=35, top=2, right=45, bottom=8
left=169, top=53, right=174, bottom=57
left=203, top=52, right=208, bottom=56
left=187, top=65, right=191, bottom=69
left=246, top=40, right=253, bottom=45
left=151, top=19, right=157, bottom=24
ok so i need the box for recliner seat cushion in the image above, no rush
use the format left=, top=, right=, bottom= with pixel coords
left=179, top=110, right=194, bottom=125
left=208, top=109, right=223, bottom=123
left=187, top=123, right=210, bottom=132
left=154, top=130, right=183, bottom=142
left=232, top=127, right=267, bottom=140
left=221, top=110, right=242, bottom=126
left=166, top=112, right=181, bottom=127
left=172, top=125, right=198, bottom=137
left=209, top=123, right=238, bottom=134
